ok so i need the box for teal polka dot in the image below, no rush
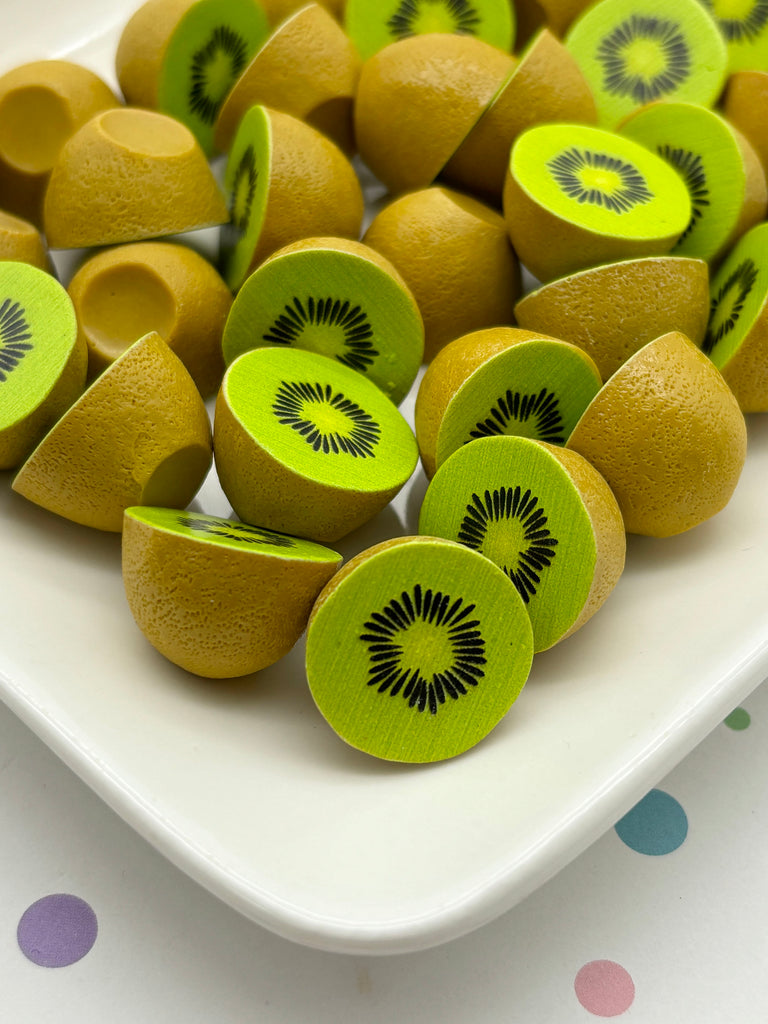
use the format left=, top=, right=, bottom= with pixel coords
left=724, top=708, right=751, bottom=730
left=614, top=788, right=688, bottom=855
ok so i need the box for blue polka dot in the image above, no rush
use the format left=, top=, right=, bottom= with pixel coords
left=614, top=788, right=688, bottom=855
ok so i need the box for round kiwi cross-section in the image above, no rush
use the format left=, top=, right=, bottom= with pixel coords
left=503, top=122, right=692, bottom=282
left=564, top=0, right=728, bottom=128
left=305, top=535, right=534, bottom=762
left=702, top=222, right=768, bottom=412
left=619, top=101, right=767, bottom=263
left=344, top=0, right=515, bottom=60
left=698, top=0, right=768, bottom=72
left=418, top=435, right=625, bottom=651
left=122, top=505, right=342, bottom=678
left=214, top=346, right=419, bottom=541
left=221, top=237, right=424, bottom=404
left=0, top=261, right=86, bottom=470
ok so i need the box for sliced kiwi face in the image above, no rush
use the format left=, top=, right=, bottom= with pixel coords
left=158, top=0, right=269, bottom=155
left=344, top=0, right=515, bottom=60
left=220, top=105, right=271, bottom=291
left=564, top=0, right=728, bottom=128
left=434, top=338, right=602, bottom=473
left=620, top=101, right=751, bottom=262
left=419, top=435, right=601, bottom=651
left=221, top=242, right=424, bottom=404
left=698, top=0, right=768, bottom=71
left=305, top=536, right=533, bottom=762
left=703, top=222, right=768, bottom=365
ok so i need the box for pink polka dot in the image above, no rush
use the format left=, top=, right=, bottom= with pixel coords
left=574, top=960, right=635, bottom=1017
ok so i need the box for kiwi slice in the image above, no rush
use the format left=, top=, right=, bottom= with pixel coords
left=214, top=346, right=419, bottom=541
left=702, top=222, right=768, bottom=411
left=344, top=0, right=515, bottom=60
left=220, top=105, right=364, bottom=291
left=414, top=326, right=602, bottom=478
left=221, top=237, right=424, bottom=404
left=564, top=0, right=728, bottom=129
left=419, top=436, right=625, bottom=651
left=305, top=535, right=533, bottom=762
left=514, top=256, right=709, bottom=381
left=503, top=122, right=692, bottom=282
left=122, top=506, right=342, bottom=678
left=698, top=0, right=768, bottom=71
left=0, top=261, right=85, bottom=470
left=619, top=101, right=767, bottom=263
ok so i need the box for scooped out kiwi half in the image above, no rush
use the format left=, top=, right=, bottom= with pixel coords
left=122, top=506, right=342, bottom=678
left=503, top=122, right=692, bottom=282
left=564, top=0, right=728, bottom=129
left=116, top=0, right=270, bottom=155
left=419, top=435, right=626, bottom=651
left=702, top=222, right=768, bottom=413
left=344, top=0, right=515, bottom=61
left=213, top=346, right=419, bottom=542
left=0, top=261, right=86, bottom=470
left=221, top=237, right=424, bottom=404
left=414, top=326, right=602, bottom=479
left=305, top=535, right=533, bottom=762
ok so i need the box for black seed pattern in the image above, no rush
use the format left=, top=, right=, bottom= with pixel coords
left=272, top=380, right=381, bottom=457
left=189, top=26, right=249, bottom=125
left=700, top=0, right=768, bottom=42
left=597, top=15, right=691, bottom=104
left=468, top=388, right=564, bottom=445
left=656, top=145, right=709, bottom=244
left=359, top=585, right=486, bottom=715
left=387, top=0, right=481, bottom=39
left=175, top=513, right=296, bottom=547
left=228, top=145, right=257, bottom=234
left=0, top=299, right=33, bottom=383
left=458, top=487, right=558, bottom=603
left=263, top=297, right=380, bottom=373
left=703, top=258, right=759, bottom=354
left=547, top=147, right=654, bottom=214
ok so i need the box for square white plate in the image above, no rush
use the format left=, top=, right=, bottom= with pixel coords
left=2, top=2, right=767, bottom=955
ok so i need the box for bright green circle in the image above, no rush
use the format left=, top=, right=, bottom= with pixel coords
left=565, top=0, right=728, bottom=128
left=435, top=339, right=602, bottom=472
left=511, top=123, right=692, bottom=241
left=222, top=346, right=418, bottom=492
left=124, top=506, right=341, bottom=563
left=620, top=102, right=745, bottom=262
left=158, top=0, right=269, bottom=155
left=703, top=221, right=768, bottom=367
left=419, top=435, right=598, bottom=652
left=305, top=537, right=533, bottom=762
left=344, top=0, right=515, bottom=61
left=221, top=245, right=424, bottom=405
left=220, top=104, right=271, bottom=292
left=0, top=261, right=78, bottom=433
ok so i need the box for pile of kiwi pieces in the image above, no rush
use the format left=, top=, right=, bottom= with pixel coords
left=1, top=0, right=767, bottom=765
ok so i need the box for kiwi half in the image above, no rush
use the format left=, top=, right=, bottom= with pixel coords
left=0, top=210, right=49, bottom=270
left=619, top=101, right=767, bottom=263
left=222, top=237, right=424, bottom=404
left=419, top=435, right=625, bottom=651
left=722, top=71, right=768, bottom=180
left=503, top=122, right=692, bottom=282
left=305, top=535, right=533, bottom=762
left=698, top=0, right=768, bottom=71
left=564, top=0, right=728, bottom=128
left=122, top=506, right=342, bottom=678
left=0, top=261, right=85, bottom=470
left=214, top=346, right=418, bottom=541
left=702, top=222, right=768, bottom=412
left=344, top=0, right=515, bottom=60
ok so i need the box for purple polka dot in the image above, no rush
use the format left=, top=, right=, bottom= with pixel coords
left=575, top=960, right=635, bottom=1017
left=17, top=894, right=98, bottom=967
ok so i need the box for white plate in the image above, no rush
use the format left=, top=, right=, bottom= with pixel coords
left=2, top=3, right=768, bottom=955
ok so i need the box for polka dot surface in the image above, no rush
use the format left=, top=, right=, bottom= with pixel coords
left=574, top=960, right=635, bottom=1017
left=17, top=893, right=98, bottom=967
left=724, top=707, right=751, bottom=730
left=614, top=789, right=688, bottom=856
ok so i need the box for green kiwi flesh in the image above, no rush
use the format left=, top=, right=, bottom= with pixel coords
left=564, top=0, right=728, bottom=128
left=305, top=535, right=533, bottom=762
left=419, top=435, right=600, bottom=651
left=698, top=0, right=768, bottom=72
